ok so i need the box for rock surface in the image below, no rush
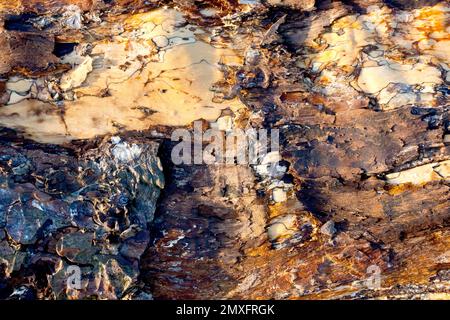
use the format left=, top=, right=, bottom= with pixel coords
left=0, top=130, right=164, bottom=299
left=0, top=0, right=449, bottom=300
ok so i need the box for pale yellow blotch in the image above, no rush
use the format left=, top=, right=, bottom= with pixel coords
left=386, top=160, right=450, bottom=185
left=0, top=8, right=246, bottom=143
left=357, top=62, right=442, bottom=94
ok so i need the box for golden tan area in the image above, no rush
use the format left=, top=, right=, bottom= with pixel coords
left=0, top=8, right=246, bottom=143
left=0, top=0, right=449, bottom=301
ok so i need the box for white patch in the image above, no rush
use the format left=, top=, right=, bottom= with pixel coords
left=111, top=136, right=122, bottom=145
left=31, top=200, right=44, bottom=211
left=163, top=235, right=185, bottom=248
left=111, top=142, right=143, bottom=163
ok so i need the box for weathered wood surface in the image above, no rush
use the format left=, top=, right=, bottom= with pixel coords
left=0, top=0, right=448, bottom=299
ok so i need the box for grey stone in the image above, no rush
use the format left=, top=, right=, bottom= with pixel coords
left=119, top=230, right=150, bottom=260
left=320, top=220, right=336, bottom=237
left=56, top=231, right=99, bottom=264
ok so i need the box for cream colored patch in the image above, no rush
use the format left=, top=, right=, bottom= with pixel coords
left=386, top=160, right=450, bottom=185
left=60, top=56, right=93, bottom=91
left=356, top=62, right=442, bottom=94
left=7, top=91, right=31, bottom=105
left=0, top=8, right=245, bottom=143
left=309, top=4, right=448, bottom=110
left=6, top=79, right=33, bottom=93
left=267, top=214, right=296, bottom=241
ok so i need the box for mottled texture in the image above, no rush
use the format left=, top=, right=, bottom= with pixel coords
left=0, top=0, right=449, bottom=300
left=0, top=130, right=164, bottom=299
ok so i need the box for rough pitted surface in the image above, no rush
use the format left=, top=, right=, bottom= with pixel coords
left=0, top=0, right=449, bottom=300
left=0, top=130, right=164, bottom=299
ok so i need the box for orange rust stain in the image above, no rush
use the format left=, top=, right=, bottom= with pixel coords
left=268, top=203, right=287, bottom=219
left=279, top=91, right=305, bottom=103
left=385, top=231, right=450, bottom=288
left=415, top=6, right=448, bottom=36
left=308, top=93, right=327, bottom=105
left=318, top=75, right=331, bottom=85
left=386, top=182, right=421, bottom=196
left=244, top=243, right=272, bottom=257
